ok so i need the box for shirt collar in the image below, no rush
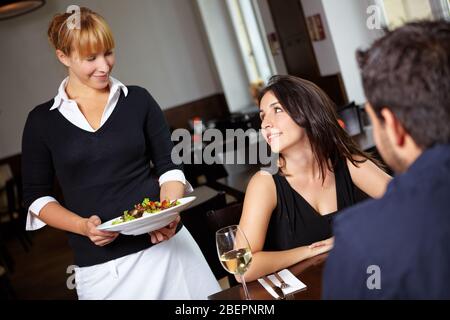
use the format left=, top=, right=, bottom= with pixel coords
left=50, top=76, right=128, bottom=110
left=406, top=144, right=450, bottom=174
left=386, top=144, right=450, bottom=193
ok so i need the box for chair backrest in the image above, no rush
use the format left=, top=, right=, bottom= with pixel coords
left=206, top=202, right=243, bottom=234
left=0, top=178, right=17, bottom=220
left=181, top=190, right=227, bottom=221
left=180, top=190, right=227, bottom=251
left=0, top=177, right=31, bottom=251
left=180, top=190, right=230, bottom=279
left=0, top=165, right=13, bottom=187
left=5, top=179, right=16, bottom=214
left=203, top=202, right=243, bottom=281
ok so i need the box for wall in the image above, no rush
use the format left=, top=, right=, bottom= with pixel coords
left=195, top=0, right=254, bottom=113
left=321, top=0, right=383, bottom=104
left=300, top=0, right=340, bottom=77
left=383, top=0, right=433, bottom=28
left=0, top=0, right=221, bottom=158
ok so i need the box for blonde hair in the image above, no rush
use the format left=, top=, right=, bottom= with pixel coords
left=47, top=7, right=115, bottom=58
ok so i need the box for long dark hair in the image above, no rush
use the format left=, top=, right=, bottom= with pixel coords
left=258, top=75, right=377, bottom=181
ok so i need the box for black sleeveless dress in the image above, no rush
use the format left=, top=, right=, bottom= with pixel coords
left=263, top=157, right=368, bottom=250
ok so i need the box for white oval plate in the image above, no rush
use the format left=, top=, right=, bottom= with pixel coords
left=97, top=196, right=196, bottom=235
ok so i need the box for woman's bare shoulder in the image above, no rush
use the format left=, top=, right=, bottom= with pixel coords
left=245, top=170, right=277, bottom=204
left=248, top=170, right=276, bottom=188
left=241, top=170, right=277, bottom=225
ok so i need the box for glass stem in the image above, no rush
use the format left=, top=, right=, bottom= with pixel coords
left=240, top=274, right=251, bottom=300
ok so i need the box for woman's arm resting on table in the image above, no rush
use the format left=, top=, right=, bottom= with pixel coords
left=238, top=172, right=333, bottom=282
left=38, top=202, right=118, bottom=246
left=242, top=240, right=333, bottom=282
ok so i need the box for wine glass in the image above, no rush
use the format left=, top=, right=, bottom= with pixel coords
left=216, top=225, right=252, bottom=300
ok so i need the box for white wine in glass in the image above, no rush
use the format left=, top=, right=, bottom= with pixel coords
left=216, top=225, right=252, bottom=300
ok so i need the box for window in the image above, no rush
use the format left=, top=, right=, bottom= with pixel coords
left=226, top=0, right=275, bottom=102
left=380, top=0, right=450, bottom=29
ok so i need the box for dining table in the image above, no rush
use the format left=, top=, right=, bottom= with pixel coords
left=208, top=253, right=328, bottom=300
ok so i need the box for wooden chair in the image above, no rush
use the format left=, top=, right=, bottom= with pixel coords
left=180, top=190, right=228, bottom=279
left=0, top=231, right=15, bottom=274
left=0, top=265, right=16, bottom=300
left=0, top=178, right=32, bottom=252
left=205, top=202, right=243, bottom=285
left=206, top=202, right=243, bottom=235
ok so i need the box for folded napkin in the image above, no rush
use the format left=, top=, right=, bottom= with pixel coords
left=257, top=269, right=307, bottom=299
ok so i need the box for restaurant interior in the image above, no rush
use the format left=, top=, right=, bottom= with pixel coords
left=0, top=0, right=448, bottom=300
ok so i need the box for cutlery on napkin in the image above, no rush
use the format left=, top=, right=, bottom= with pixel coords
left=257, top=269, right=307, bottom=299
left=263, top=275, right=285, bottom=299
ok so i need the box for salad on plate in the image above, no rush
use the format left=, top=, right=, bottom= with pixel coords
left=112, top=198, right=181, bottom=225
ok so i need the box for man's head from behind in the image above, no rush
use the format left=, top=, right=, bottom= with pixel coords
left=358, top=20, right=450, bottom=173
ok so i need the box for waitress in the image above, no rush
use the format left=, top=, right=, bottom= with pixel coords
left=22, top=7, right=220, bottom=299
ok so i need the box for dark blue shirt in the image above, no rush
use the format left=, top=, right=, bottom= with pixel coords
left=323, top=144, right=450, bottom=299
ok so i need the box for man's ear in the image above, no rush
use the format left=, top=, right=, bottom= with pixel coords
left=380, top=108, right=406, bottom=147
left=56, top=50, right=70, bottom=67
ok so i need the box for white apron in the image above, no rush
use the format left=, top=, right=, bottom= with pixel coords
left=74, top=226, right=221, bottom=300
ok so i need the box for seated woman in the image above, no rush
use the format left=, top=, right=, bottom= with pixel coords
left=239, top=75, right=391, bottom=282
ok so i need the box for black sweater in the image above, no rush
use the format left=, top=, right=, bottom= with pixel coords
left=22, top=86, right=182, bottom=267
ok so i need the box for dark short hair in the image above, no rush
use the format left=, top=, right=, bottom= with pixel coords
left=357, top=20, right=450, bottom=148
left=258, top=75, right=376, bottom=181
